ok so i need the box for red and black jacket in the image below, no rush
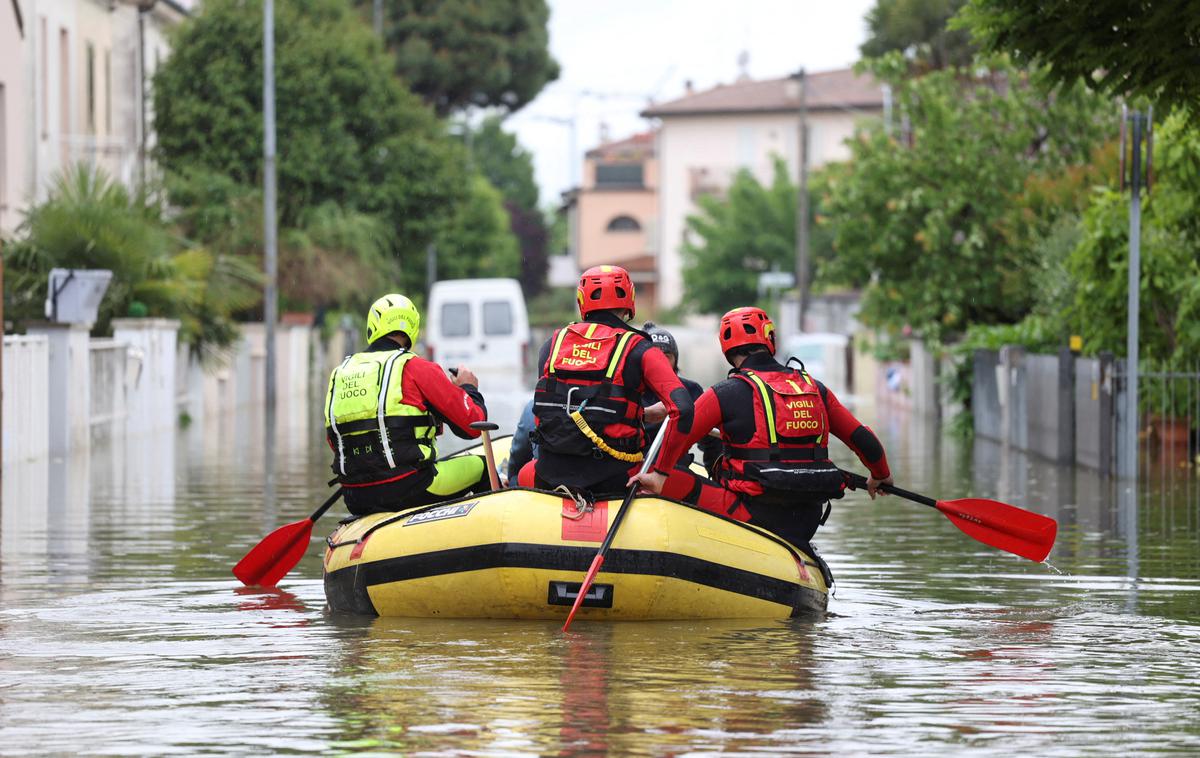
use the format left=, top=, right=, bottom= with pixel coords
left=533, top=311, right=693, bottom=490
left=533, top=320, right=647, bottom=459
left=655, top=352, right=890, bottom=501
left=717, top=364, right=846, bottom=497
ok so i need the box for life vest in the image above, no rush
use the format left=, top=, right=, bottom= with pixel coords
left=718, top=367, right=845, bottom=497
left=533, top=322, right=645, bottom=461
left=324, top=350, right=436, bottom=487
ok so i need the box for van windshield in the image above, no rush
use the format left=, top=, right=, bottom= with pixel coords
left=482, top=301, right=513, bottom=336
left=440, top=302, right=471, bottom=337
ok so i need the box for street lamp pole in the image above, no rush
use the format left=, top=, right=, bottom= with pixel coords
left=263, top=0, right=278, bottom=506
left=1119, top=108, right=1148, bottom=480
left=792, top=68, right=810, bottom=333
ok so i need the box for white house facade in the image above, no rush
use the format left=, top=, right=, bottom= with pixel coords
left=643, top=68, right=884, bottom=309
left=0, top=0, right=184, bottom=236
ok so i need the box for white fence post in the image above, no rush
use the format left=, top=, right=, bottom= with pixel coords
left=25, top=324, right=91, bottom=457
left=112, top=318, right=181, bottom=435
left=2, top=336, right=50, bottom=463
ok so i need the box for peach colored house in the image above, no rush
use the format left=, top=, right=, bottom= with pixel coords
left=642, top=68, right=884, bottom=309
left=563, top=131, right=661, bottom=314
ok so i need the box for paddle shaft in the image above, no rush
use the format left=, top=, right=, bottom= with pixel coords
left=309, top=487, right=345, bottom=523
left=562, top=417, right=672, bottom=632
left=843, top=471, right=934, bottom=507
left=470, top=421, right=503, bottom=490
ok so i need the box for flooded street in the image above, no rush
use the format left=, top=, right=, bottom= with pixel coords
left=2, top=396, right=1199, bottom=755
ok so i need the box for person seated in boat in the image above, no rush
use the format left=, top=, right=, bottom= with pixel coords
left=505, top=398, right=537, bottom=487
left=325, top=294, right=491, bottom=516
left=641, top=321, right=720, bottom=472
left=630, top=306, right=893, bottom=553
left=514, top=265, right=694, bottom=498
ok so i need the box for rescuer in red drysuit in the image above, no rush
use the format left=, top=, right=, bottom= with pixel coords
left=630, top=306, right=893, bottom=551
left=516, top=265, right=694, bottom=498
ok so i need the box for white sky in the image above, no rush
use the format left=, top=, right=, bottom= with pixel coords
left=507, top=0, right=876, bottom=206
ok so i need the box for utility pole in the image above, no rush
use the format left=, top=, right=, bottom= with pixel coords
left=136, top=1, right=158, bottom=188
left=373, top=0, right=383, bottom=37
left=425, top=243, right=437, bottom=303
left=792, top=68, right=810, bottom=333
left=263, top=0, right=279, bottom=506
left=1119, top=106, right=1150, bottom=480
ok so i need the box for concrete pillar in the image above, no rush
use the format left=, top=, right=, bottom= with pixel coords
left=1098, top=352, right=1115, bottom=477
left=1056, top=348, right=1076, bottom=465
left=2, top=336, right=50, bottom=463
left=112, top=318, right=181, bottom=435
left=26, top=323, right=91, bottom=457
left=1000, top=345, right=1028, bottom=450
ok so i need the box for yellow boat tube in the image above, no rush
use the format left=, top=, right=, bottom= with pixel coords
left=323, top=486, right=830, bottom=621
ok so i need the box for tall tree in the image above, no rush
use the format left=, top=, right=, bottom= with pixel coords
left=463, top=115, right=540, bottom=212
left=958, top=0, right=1200, bottom=112
left=860, top=0, right=975, bottom=70
left=436, top=176, right=521, bottom=281
left=1066, top=113, right=1200, bottom=362
left=368, top=0, right=560, bottom=116
left=153, top=0, right=470, bottom=260
left=460, top=115, right=548, bottom=294
left=820, top=57, right=1110, bottom=341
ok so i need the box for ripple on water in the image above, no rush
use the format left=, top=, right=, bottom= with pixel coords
left=1, top=411, right=1199, bottom=755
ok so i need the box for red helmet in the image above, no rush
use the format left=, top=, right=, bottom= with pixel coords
left=577, top=265, right=636, bottom=318
left=719, top=306, right=776, bottom=355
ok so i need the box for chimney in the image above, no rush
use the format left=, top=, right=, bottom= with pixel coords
left=684, top=80, right=694, bottom=95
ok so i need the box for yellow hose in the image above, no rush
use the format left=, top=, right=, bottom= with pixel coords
left=570, top=411, right=644, bottom=463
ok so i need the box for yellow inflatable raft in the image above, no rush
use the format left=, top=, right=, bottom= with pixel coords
left=322, top=488, right=831, bottom=621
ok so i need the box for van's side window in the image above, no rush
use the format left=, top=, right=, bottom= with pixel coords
left=441, top=302, right=471, bottom=337
left=482, top=301, right=513, bottom=336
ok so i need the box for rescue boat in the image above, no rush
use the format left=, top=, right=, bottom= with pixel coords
left=322, top=436, right=831, bottom=620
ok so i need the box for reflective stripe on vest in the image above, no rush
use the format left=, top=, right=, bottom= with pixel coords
left=741, top=370, right=779, bottom=445
left=376, top=351, right=404, bottom=468
left=534, top=322, right=646, bottom=460
left=326, top=355, right=354, bottom=476
left=325, top=350, right=435, bottom=475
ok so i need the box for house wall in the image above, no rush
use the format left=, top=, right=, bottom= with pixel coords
left=655, top=108, right=877, bottom=308
left=576, top=189, right=656, bottom=269
left=0, top=0, right=28, bottom=234
left=5, top=0, right=182, bottom=219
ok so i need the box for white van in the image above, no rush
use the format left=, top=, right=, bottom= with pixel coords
left=425, top=278, right=531, bottom=393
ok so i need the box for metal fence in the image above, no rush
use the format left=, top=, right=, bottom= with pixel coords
left=1131, top=362, right=1200, bottom=483
left=974, top=349, right=1199, bottom=480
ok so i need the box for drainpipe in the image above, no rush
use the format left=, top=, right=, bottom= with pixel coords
left=136, top=0, right=157, bottom=188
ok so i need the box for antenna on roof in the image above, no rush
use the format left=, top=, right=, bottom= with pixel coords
left=737, top=50, right=750, bottom=81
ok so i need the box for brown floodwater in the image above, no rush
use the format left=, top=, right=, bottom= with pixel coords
left=1, top=397, right=1198, bottom=755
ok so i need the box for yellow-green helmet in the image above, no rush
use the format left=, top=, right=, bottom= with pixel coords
left=366, top=294, right=420, bottom=346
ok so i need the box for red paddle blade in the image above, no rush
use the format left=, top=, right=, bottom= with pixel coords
left=935, top=498, right=1058, bottom=563
left=232, top=519, right=315, bottom=587
left=562, top=553, right=606, bottom=632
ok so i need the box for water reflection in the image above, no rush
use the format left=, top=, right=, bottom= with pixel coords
left=316, top=618, right=828, bottom=755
